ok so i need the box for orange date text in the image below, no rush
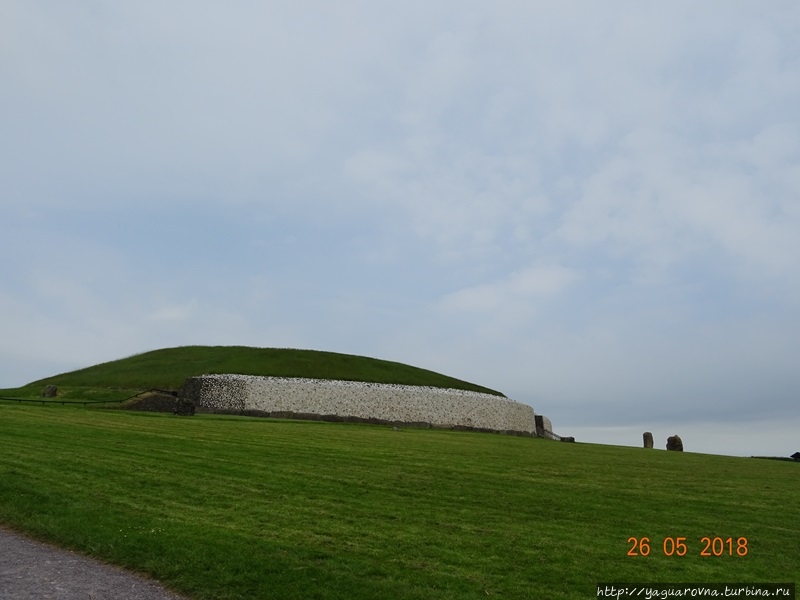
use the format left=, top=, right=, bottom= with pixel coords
left=626, top=536, right=748, bottom=557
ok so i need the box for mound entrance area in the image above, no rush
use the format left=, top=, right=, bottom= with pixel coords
left=181, top=374, right=544, bottom=436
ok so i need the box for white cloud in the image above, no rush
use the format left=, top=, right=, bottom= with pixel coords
left=550, top=120, right=800, bottom=294
left=440, top=265, right=578, bottom=313
left=147, top=303, right=197, bottom=323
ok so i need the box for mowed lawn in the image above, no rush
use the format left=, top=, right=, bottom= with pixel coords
left=0, top=404, right=797, bottom=600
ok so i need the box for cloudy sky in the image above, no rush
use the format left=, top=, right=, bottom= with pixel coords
left=2, top=2, right=798, bottom=457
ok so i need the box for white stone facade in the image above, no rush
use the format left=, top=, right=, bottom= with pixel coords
left=182, top=374, right=539, bottom=435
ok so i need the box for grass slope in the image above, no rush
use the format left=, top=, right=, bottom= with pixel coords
left=0, top=346, right=504, bottom=401
left=0, top=405, right=798, bottom=600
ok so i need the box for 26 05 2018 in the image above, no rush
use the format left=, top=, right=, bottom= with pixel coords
left=627, top=536, right=748, bottom=557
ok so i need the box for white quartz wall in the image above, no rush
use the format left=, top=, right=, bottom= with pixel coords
left=185, top=374, right=537, bottom=434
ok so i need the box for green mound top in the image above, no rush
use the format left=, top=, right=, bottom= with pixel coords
left=12, top=346, right=504, bottom=400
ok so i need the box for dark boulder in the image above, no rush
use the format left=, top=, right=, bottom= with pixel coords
left=666, top=435, right=684, bottom=452
left=643, top=431, right=654, bottom=449
left=173, top=396, right=196, bottom=416
left=560, top=436, right=575, bottom=443
left=41, top=385, right=58, bottom=398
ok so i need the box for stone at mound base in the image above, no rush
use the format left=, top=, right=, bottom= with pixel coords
left=41, top=385, right=58, bottom=398
left=666, top=435, right=684, bottom=452
left=643, top=431, right=654, bottom=449
left=534, top=414, right=564, bottom=440
left=173, top=397, right=195, bottom=416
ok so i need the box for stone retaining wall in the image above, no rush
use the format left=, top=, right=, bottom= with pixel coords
left=122, top=392, right=179, bottom=413
left=181, top=374, right=541, bottom=435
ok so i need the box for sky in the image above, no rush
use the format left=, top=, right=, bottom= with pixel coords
left=2, top=1, right=798, bottom=458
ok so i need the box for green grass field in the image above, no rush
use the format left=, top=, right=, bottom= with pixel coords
left=1, top=404, right=797, bottom=600
left=0, top=346, right=503, bottom=402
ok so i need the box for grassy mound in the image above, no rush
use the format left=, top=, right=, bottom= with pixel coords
left=1, top=346, right=504, bottom=401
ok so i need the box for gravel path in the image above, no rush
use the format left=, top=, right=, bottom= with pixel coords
left=0, top=526, right=189, bottom=600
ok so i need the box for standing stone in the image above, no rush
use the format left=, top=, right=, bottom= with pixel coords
left=41, top=385, right=58, bottom=398
left=666, top=435, right=684, bottom=452
left=643, top=431, right=654, bottom=449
